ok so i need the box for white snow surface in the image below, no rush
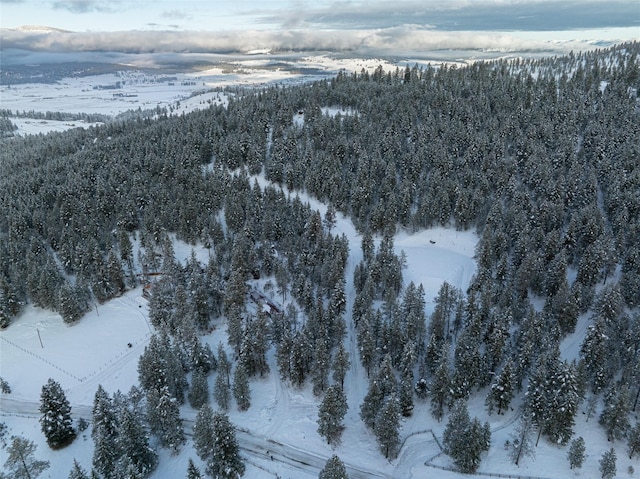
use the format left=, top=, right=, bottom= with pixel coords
left=1, top=66, right=637, bottom=478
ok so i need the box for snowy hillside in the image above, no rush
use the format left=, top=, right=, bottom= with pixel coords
left=2, top=42, right=639, bottom=479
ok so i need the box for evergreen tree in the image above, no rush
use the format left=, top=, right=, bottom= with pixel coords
left=193, top=405, right=216, bottom=471
left=580, top=320, right=610, bottom=393
left=525, top=360, right=548, bottom=446
left=319, top=455, right=349, bottom=479
left=188, top=369, right=210, bottom=410
left=0, top=377, right=11, bottom=394
left=312, top=337, right=331, bottom=396
left=485, top=358, right=514, bottom=415
left=217, top=343, right=232, bottom=389
left=232, top=363, right=251, bottom=411
left=186, top=458, right=204, bottom=479
left=91, top=385, right=119, bottom=479
left=443, top=401, right=490, bottom=473
left=568, top=436, right=586, bottom=469
left=443, top=401, right=471, bottom=468
left=628, top=422, right=640, bottom=459
left=226, top=307, right=244, bottom=358
left=323, top=204, right=337, bottom=233
left=194, top=408, right=245, bottom=479
left=39, top=378, right=75, bottom=448
left=599, top=448, right=617, bottom=479
left=430, top=344, right=450, bottom=421
left=68, top=459, right=89, bottom=479
left=214, top=372, right=231, bottom=411
left=189, top=338, right=216, bottom=375
left=399, top=369, right=414, bottom=417
left=360, top=378, right=384, bottom=430
left=317, top=385, right=348, bottom=446
left=138, top=333, right=188, bottom=404
left=599, top=385, right=631, bottom=442
left=544, top=359, right=580, bottom=445
left=58, top=282, right=88, bottom=324
left=374, top=395, right=401, bottom=460
left=331, top=342, right=351, bottom=388
left=147, top=385, right=185, bottom=452
left=2, top=435, right=50, bottom=479
left=116, top=408, right=157, bottom=475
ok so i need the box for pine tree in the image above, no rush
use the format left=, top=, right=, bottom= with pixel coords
left=39, top=378, right=76, bottom=448
left=68, top=459, right=89, bottom=479
left=485, top=358, right=514, bottom=415
left=193, top=404, right=216, bottom=468
left=2, top=435, right=50, bottom=479
left=443, top=401, right=490, bottom=473
left=189, top=338, right=216, bottom=374
left=214, top=372, right=231, bottom=411
left=331, top=342, right=351, bottom=388
left=374, top=395, right=401, bottom=459
left=312, top=337, right=331, bottom=396
left=194, top=411, right=244, bottom=479
left=599, top=448, right=617, bottom=479
left=544, top=359, right=580, bottom=445
left=430, top=344, right=450, bottom=421
left=217, top=343, right=232, bottom=389
left=526, top=360, right=548, bottom=447
left=138, top=333, right=188, bottom=403
left=147, top=385, right=185, bottom=452
left=399, top=369, right=414, bottom=417
left=58, top=282, right=87, bottom=324
left=568, top=436, right=586, bottom=469
left=226, top=307, right=244, bottom=358
left=628, top=422, right=640, bottom=459
left=317, top=385, right=348, bottom=446
left=323, top=204, right=337, bottom=232
left=186, top=458, right=203, bottom=479
left=116, top=408, right=157, bottom=475
left=360, top=378, right=384, bottom=430
left=443, top=401, right=471, bottom=466
left=599, top=385, right=631, bottom=442
left=188, top=369, right=210, bottom=410
left=91, top=385, right=119, bottom=479
left=232, top=363, right=251, bottom=411
left=319, top=455, right=350, bottom=479
left=0, top=376, right=11, bottom=394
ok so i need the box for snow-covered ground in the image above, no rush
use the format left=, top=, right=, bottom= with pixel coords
left=1, top=62, right=637, bottom=479
left=2, top=180, right=633, bottom=478
left=1, top=55, right=409, bottom=137
left=0, top=197, right=477, bottom=479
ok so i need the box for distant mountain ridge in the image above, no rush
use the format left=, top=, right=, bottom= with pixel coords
left=7, top=25, right=72, bottom=33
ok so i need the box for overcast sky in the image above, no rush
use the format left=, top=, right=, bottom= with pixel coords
left=2, top=1, right=639, bottom=55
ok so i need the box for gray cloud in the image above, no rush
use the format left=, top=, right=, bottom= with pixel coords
left=3, top=0, right=638, bottom=61
left=260, top=0, right=640, bottom=31
left=161, top=9, right=191, bottom=21
left=0, top=26, right=593, bottom=56
left=52, top=0, right=119, bottom=14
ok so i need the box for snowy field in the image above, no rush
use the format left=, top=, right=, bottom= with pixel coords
left=1, top=55, right=403, bottom=136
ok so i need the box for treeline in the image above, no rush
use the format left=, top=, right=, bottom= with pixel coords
left=1, top=109, right=111, bottom=124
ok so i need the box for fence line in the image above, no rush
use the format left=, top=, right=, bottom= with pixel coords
left=0, top=336, right=81, bottom=382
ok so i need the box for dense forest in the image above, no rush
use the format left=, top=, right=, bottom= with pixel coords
left=1, top=41, right=639, bottom=477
